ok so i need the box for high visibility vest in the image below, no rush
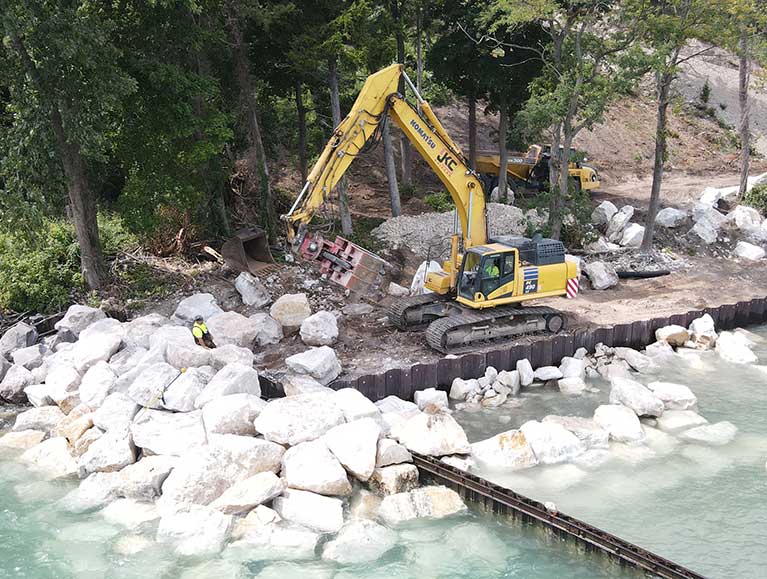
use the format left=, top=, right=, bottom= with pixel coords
left=192, top=322, right=208, bottom=339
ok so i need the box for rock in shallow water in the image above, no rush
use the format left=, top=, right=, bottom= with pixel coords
left=377, top=485, right=466, bottom=525
left=272, top=488, right=344, bottom=533
left=368, top=463, right=419, bottom=496
left=157, top=505, right=232, bottom=556
left=593, top=404, right=645, bottom=443
left=646, top=381, right=697, bottom=411
left=519, top=420, right=585, bottom=464
left=680, top=421, right=738, bottom=446
left=609, top=377, right=665, bottom=417
left=281, top=438, right=352, bottom=496
left=542, top=415, right=609, bottom=449
left=210, top=471, right=285, bottom=515
left=322, top=519, right=397, bottom=565
left=470, top=430, right=538, bottom=470
left=395, top=411, right=470, bottom=457
left=655, top=409, right=708, bottom=433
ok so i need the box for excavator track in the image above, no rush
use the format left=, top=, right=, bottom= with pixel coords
left=425, top=305, right=562, bottom=354
left=386, top=293, right=452, bottom=330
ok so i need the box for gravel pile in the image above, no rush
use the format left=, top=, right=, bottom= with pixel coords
left=372, top=204, right=545, bottom=259
left=594, top=248, right=689, bottom=273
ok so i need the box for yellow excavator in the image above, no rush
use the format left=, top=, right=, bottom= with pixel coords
left=280, top=64, right=579, bottom=353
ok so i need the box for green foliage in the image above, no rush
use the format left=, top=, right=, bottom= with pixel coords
left=700, top=79, right=711, bottom=104
left=744, top=183, right=767, bottom=215
left=0, top=215, right=137, bottom=314
left=424, top=190, right=454, bottom=212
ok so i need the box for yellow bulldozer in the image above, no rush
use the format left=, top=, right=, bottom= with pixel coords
left=225, top=64, right=580, bottom=353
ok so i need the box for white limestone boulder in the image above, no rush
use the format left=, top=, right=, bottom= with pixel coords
left=655, top=207, right=687, bottom=228
left=519, top=420, right=585, bottom=464
left=593, top=404, right=644, bottom=443
left=194, top=363, right=260, bottom=408
left=333, top=388, right=380, bottom=422
left=20, top=437, right=78, bottom=478
left=128, top=363, right=179, bottom=409
left=655, top=325, right=690, bottom=347
left=108, top=346, right=146, bottom=377
left=172, top=293, right=223, bottom=325
left=591, top=200, right=617, bottom=227
left=0, top=322, right=38, bottom=358
left=559, top=357, right=585, bottom=379
left=496, top=370, right=521, bottom=395
left=533, top=366, right=563, bottom=381
left=281, top=439, right=352, bottom=496
left=322, top=520, right=397, bottom=565
left=558, top=377, right=587, bottom=395
left=270, top=293, right=312, bottom=329
left=72, top=332, right=122, bottom=375
left=254, top=393, right=345, bottom=446
left=78, top=429, right=137, bottom=477
left=249, top=313, right=284, bottom=346
left=609, top=377, right=665, bottom=417
left=324, top=418, right=381, bottom=481
left=470, top=430, right=538, bottom=470
left=131, top=409, right=207, bottom=457
left=516, top=358, right=534, bottom=386
left=55, top=305, right=106, bottom=338
left=210, top=471, right=285, bottom=515
left=300, top=311, right=339, bottom=346
left=123, top=313, right=169, bottom=349
left=645, top=382, right=697, bottom=411
left=655, top=409, right=708, bottom=433
left=542, top=415, right=609, bottom=449
left=377, top=486, right=466, bottom=525
left=414, top=387, right=449, bottom=411
left=734, top=241, right=765, bottom=261
left=93, top=392, right=139, bottom=432
left=79, top=361, right=117, bottom=408
left=148, top=325, right=195, bottom=353
left=206, top=311, right=260, bottom=349
left=12, top=344, right=45, bottom=370
left=101, top=498, right=159, bottom=529
left=715, top=331, right=758, bottom=364
left=688, top=314, right=717, bottom=349
left=376, top=439, right=412, bottom=467
left=395, top=411, right=470, bottom=456
left=614, top=347, right=657, bottom=373
left=114, top=456, right=176, bottom=501
left=583, top=261, right=618, bottom=290
left=285, top=346, right=342, bottom=385
left=0, top=365, right=35, bottom=404
left=726, top=205, right=762, bottom=232
left=163, top=366, right=215, bottom=412
left=606, top=206, right=634, bottom=242
left=679, top=421, right=737, bottom=446
left=157, top=505, right=232, bottom=556
left=202, top=393, right=265, bottom=435
left=375, top=395, right=418, bottom=414
left=368, top=463, right=419, bottom=496
left=165, top=343, right=212, bottom=369
left=619, top=223, right=645, bottom=248
left=584, top=236, right=620, bottom=252
left=13, top=406, right=65, bottom=434
left=281, top=373, right=332, bottom=397
left=0, top=430, right=46, bottom=451
left=272, top=488, right=344, bottom=533
left=210, top=344, right=254, bottom=370
left=235, top=272, right=271, bottom=308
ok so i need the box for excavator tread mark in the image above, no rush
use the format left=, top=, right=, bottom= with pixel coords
left=386, top=293, right=451, bottom=330
left=425, top=306, right=562, bottom=354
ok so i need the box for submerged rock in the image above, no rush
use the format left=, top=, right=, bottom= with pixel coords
left=645, top=381, right=697, bottom=411
left=20, top=437, right=78, bottom=479
left=519, top=420, right=585, bottom=464
left=470, top=430, right=538, bottom=470
left=609, top=377, right=664, bottom=417
left=272, top=488, right=344, bottom=533
left=680, top=421, right=737, bottom=446
left=542, top=415, right=609, bottom=449
left=715, top=331, right=758, bottom=364
left=593, top=404, right=644, bottom=443
left=0, top=430, right=46, bottom=451
left=377, top=485, right=466, bottom=525
left=322, top=520, right=397, bottom=565
left=655, top=410, right=708, bottom=433
left=157, top=505, right=232, bottom=556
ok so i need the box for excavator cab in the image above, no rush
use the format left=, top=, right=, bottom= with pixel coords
left=457, top=248, right=518, bottom=304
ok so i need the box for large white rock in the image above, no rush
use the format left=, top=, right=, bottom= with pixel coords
left=210, top=344, right=254, bottom=370
left=496, top=370, right=521, bottom=394
left=55, top=305, right=106, bottom=338
left=13, top=406, right=65, bottom=434
left=163, top=366, right=215, bottom=412
left=282, top=439, right=352, bottom=496
left=23, top=384, right=54, bottom=407
left=159, top=435, right=284, bottom=510
left=609, top=377, right=665, bottom=417
left=591, top=200, right=617, bottom=227
left=726, top=205, right=763, bottom=232
left=375, top=396, right=418, bottom=414
left=282, top=373, right=332, bottom=397
left=228, top=523, right=320, bottom=563
left=148, top=325, right=195, bottom=353
left=235, top=272, right=271, bottom=308
left=128, top=363, right=180, bottom=409
left=395, top=411, right=470, bottom=456
left=202, top=393, right=265, bottom=436
left=206, top=311, right=260, bottom=349
left=12, top=344, right=45, bottom=370
left=0, top=322, right=38, bottom=358
left=324, top=418, right=381, bottom=481
left=332, top=388, right=380, bottom=421
left=78, top=429, right=137, bottom=477
left=679, top=421, right=737, bottom=446
left=0, top=429, right=46, bottom=450
left=79, top=317, right=125, bottom=344
left=614, top=347, right=656, bottom=373
left=249, top=313, right=284, bottom=346
left=93, top=392, right=139, bottom=432
left=20, top=437, right=78, bottom=478
left=519, top=420, right=585, bottom=464
left=583, top=261, right=618, bottom=290
left=322, top=520, right=397, bottom=565
left=645, top=382, right=697, bottom=410
left=516, top=359, right=534, bottom=386
left=368, top=464, right=419, bottom=496
left=584, top=236, right=620, bottom=252
left=410, top=260, right=444, bottom=295
left=123, top=313, right=170, bottom=349
left=470, top=430, right=538, bottom=470
left=606, top=205, right=634, bottom=242
left=114, top=455, right=176, bottom=501
left=655, top=409, right=708, bottom=433
left=72, top=332, right=122, bottom=375
left=542, top=415, right=609, bottom=449
left=255, top=393, right=345, bottom=446
left=131, top=409, right=207, bottom=456
left=285, top=346, right=342, bottom=385
left=172, top=293, right=224, bottom=325
left=734, top=241, right=766, bottom=261
left=376, top=439, right=412, bottom=467
left=300, top=311, right=339, bottom=346
left=619, top=223, right=645, bottom=248
left=272, top=488, right=344, bottom=533
left=559, top=357, right=585, bottom=379
left=593, top=404, right=644, bottom=443
left=533, top=366, right=563, bottom=381
left=270, top=293, right=312, bottom=329
left=194, top=363, right=260, bottom=408
left=715, top=331, right=758, bottom=364
left=210, top=471, right=285, bottom=515
left=79, top=361, right=117, bottom=408
left=558, top=377, right=587, bottom=395
left=165, top=343, right=212, bottom=369
left=688, top=314, right=717, bottom=349
left=414, top=388, right=449, bottom=411
left=157, top=505, right=232, bottom=556
left=655, top=207, right=687, bottom=228
left=101, top=498, right=159, bottom=529
left=0, top=364, right=34, bottom=403
left=655, top=325, right=690, bottom=347
left=377, top=486, right=466, bottom=525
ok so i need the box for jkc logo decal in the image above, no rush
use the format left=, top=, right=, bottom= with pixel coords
left=436, top=148, right=457, bottom=174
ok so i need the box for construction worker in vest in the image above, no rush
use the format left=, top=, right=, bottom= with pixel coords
left=192, top=315, right=216, bottom=349
left=483, top=260, right=500, bottom=279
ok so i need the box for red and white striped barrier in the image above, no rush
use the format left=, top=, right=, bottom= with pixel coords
left=566, top=277, right=579, bottom=299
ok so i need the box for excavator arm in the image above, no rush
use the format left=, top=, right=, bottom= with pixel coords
left=283, top=63, right=487, bottom=293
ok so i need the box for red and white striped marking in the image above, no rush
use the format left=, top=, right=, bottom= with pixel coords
left=566, top=277, right=580, bottom=299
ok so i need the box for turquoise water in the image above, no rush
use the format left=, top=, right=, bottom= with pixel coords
left=459, top=325, right=767, bottom=579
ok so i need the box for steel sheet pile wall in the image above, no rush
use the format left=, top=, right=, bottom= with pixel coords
left=331, top=297, right=767, bottom=402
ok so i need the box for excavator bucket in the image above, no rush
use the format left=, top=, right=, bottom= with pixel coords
left=221, top=227, right=276, bottom=275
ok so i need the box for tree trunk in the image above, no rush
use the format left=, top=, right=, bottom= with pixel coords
left=468, top=94, right=477, bottom=171
left=391, top=0, right=412, bottom=187
left=295, top=80, right=308, bottom=183
left=328, top=57, right=353, bottom=235
left=642, top=72, right=672, bottom=251
left=416, top=8, right=423, bottom=94
left=383, top=121, right=402, bottom=216
left=548, top=126, right=564, bottom=239
left=738, top=30, right=751, bottom=200
left=498, top=98, right=509, bottom=203
left=7, top=29, right=104, bottom=288
left=224, top=1, right=274, bottom=238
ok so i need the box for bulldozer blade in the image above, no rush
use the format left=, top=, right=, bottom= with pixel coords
left=222, top=227, right=276, bottom=275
